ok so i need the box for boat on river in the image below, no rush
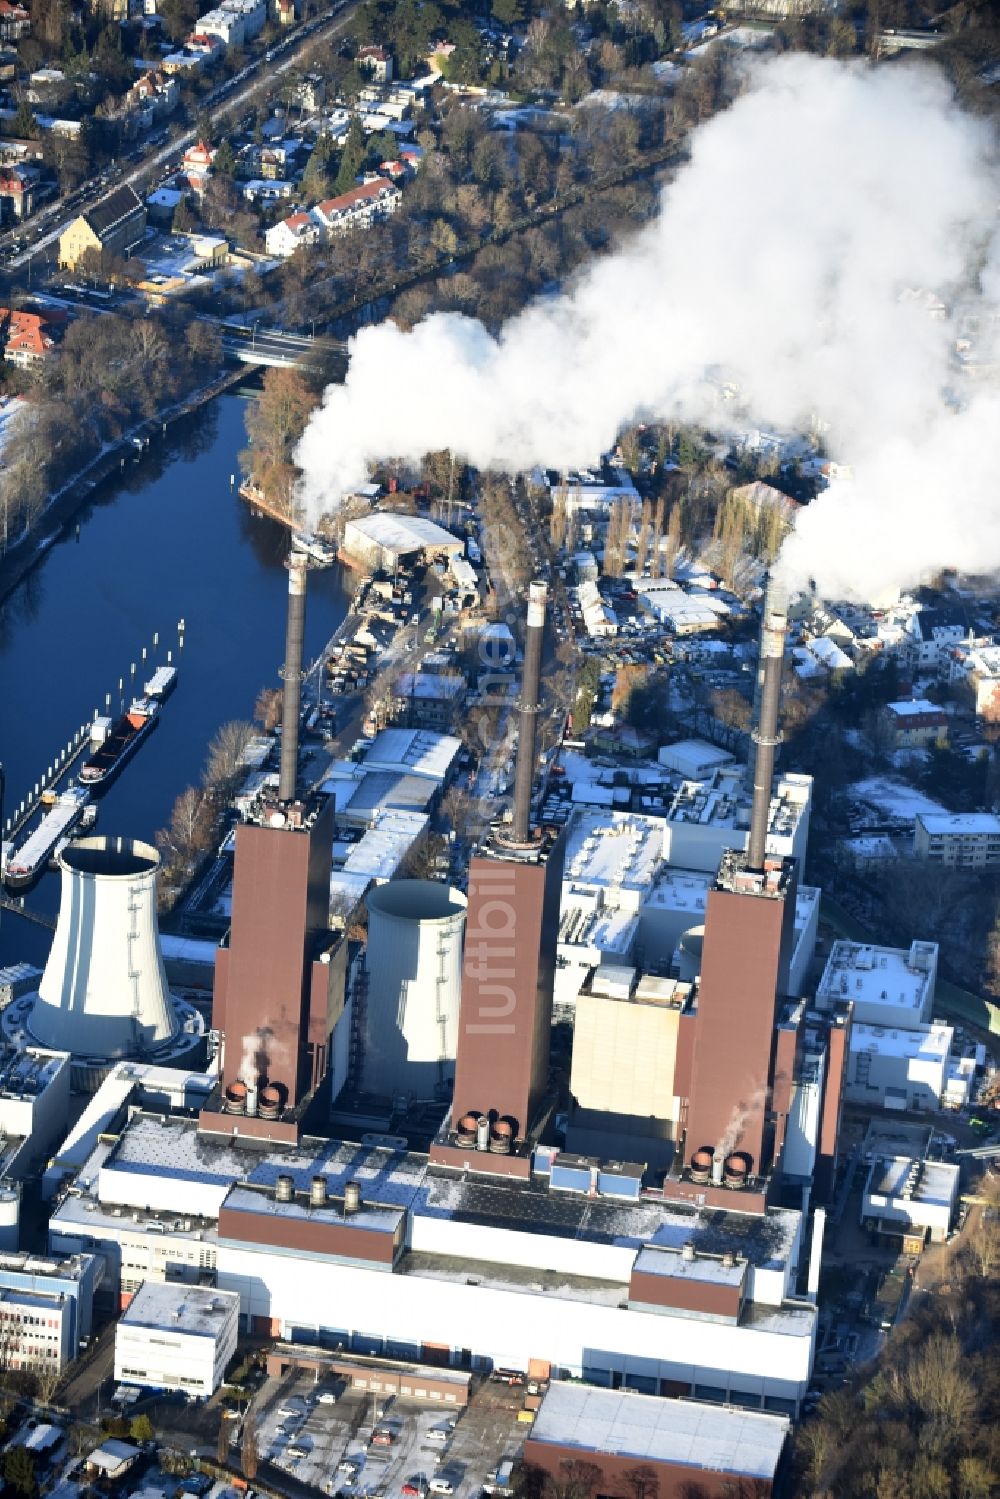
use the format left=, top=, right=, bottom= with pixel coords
left=3, top=785, right=91, bottom=890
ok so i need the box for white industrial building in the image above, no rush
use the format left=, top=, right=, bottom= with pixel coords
left=658, top=740, right=735, bottom=781
left=860, top=1123, right=959, bottom=1246
left=662, top=768, right=812, bottom=873
left=814, top=939, right=960, bottom=1110
left=555, top=805, right=820, bottom=1007
left=845, top=1022, right=954, bottom=1112
left=51, top=1114, right=817, bottom=1414
left=114, top=1282, right=239, bottom=1397
left=0, top=1250, right=102, bottom=1372
left=1, top=838, right=205, bottom=1089
left=637, top=581, right=732, bottom=634
left=815, top=940, right=937, bottom=1030
left=342, top=513, right=464, bottom=571
left=362, top=881, right=466, bottom=1098
left=913, top=812, right=1000, bottom=868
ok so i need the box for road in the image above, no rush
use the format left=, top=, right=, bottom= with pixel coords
left=5, top=0, right=361, bottom=278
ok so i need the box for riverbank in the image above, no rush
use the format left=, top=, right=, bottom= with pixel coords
left=0, top=364, right=250, bottom=609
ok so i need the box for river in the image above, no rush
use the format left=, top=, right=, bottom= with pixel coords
left=0, top=390, right=352, bottom=969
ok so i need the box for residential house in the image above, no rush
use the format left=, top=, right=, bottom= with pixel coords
left=185, top=31, right=225, bottom=60
left=241, top=178, right=293, bottom=204
left=914, top=812, right=1000, bottom=869
left=358, top=44, right=393, bottom=82
left=0, top=307, right=57, bottom=368
left=313, top=178, right=400, bottom=235
left=292, top=73, right=325, bottom=111
left=58, top=184, right=146, bottom=270
left=264, top=210, right=320, bottom=258
left=882, top=698, right=948, bottom=749
left=274, top=0, right=295, bottom=25
left=0, top=0, right=30, bottom=40
left=0, top=163, right=37, bottom=222
left=197, top=0, right=267, bottom=48
left=904, top=604, right=970, bottom=676
left=390, top=671, right=466, bottom=732
left=947, top=640, right=1000, bottom=721
left=124, top=67, right=179, bottom=119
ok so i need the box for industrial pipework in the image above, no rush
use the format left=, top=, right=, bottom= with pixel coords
left=278, top=556, right=308, bottom=803
left=747, top=579, right=788, bottom=871
left=510, top=581, right=548, bottom=845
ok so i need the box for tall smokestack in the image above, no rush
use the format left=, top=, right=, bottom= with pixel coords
left=279, top=557, right=307, bottom=803
left=511, top=581, right=547, bottom=845
left=747, top=580, right=787, bottom=871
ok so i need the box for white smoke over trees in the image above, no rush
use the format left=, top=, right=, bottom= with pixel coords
left=294, top=54, right=1000, bottom=603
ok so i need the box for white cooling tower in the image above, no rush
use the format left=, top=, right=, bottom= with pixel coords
left=362, top=880, right=466, bottom=1099
left=31, top=837, right=179, bottom=1059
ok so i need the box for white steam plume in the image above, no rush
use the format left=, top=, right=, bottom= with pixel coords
left=294, top=54, right=1000, bottom=603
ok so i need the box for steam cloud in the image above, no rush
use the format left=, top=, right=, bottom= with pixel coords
left=294, top=55, right=1000, bottom=603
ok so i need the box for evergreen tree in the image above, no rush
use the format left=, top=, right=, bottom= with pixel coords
left=213, top=138, right=236, bottom=177
left=334, top=115, right=367, bottom=194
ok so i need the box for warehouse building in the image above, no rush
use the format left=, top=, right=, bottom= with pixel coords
left=523, top=1383, right=790, bottom=1499
left=114, top=1281, right=239, bottom=1397
left=342, top=512, right=464, bottom=571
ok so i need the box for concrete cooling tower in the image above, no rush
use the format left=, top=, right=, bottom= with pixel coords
left=3, top=837, right=205, bottom=1090
left=362, top=880, right=466, bottom=1099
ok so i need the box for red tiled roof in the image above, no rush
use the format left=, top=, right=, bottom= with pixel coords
left=316, top=179, right=396, bottom=216
left=0, top=307, right=53, bottom=358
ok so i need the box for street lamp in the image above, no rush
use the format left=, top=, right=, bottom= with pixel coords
left=251, top=319, right=260, bottom=350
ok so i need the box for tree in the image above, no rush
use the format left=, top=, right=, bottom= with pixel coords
left=217, top=1414, right=232, bottom=1464
left=213, top=138, right=236, bottom=177
left=11, top=97, right=36, bottom=140
left=204, top=720, right=256, bottom=795
left=1, top=1449, right=36, bottom=1499
left=129, top=1414, right=155, bottom=1443
left=335, top=114, right=367, bottom=194
left=172, top=196, right=197, bottom=234
left=255, top=685, right=283, bottom=733
left=241, top=365, right=319, bottom=515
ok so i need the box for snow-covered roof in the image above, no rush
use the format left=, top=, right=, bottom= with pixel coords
left=345, top=511, right=463, bottom=556
left=528, top=1383, right=788, bottom=1481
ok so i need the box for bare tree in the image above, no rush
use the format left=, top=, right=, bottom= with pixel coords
left=255, top=686, right=283, bottom=733
left=204, top=720, right=256, bottom=796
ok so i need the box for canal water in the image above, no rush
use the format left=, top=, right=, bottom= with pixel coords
left=0, top=391, right=352, bottom=968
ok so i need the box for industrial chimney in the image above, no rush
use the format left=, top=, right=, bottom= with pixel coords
left=511, top=581, right=547, bottom=845
left=747, top=580, right=788, bottom=871
left=278, top=556, right=308, bottom=803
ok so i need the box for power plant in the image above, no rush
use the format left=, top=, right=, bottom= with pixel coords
left=435, top=580, right=567, bottom=1168
left=206, top=555, right=346, bottom=1141
left=2, top=837, right=205, bottom=1090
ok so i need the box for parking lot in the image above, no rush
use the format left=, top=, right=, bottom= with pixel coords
left=254, top=1372, right=527, bottom=1499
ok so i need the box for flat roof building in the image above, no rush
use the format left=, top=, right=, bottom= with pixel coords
left=845, top=1021, right=953, bottom=1113
left=523, top=1383, right=790, bottom=1498
left=816, top=940, right=937, bottom=1030
left=914, top=811, right=1000, bottom=868
left=114, top=1282, right=239, bottom=1398
left=860, top=1121, right=959, bottom=1246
